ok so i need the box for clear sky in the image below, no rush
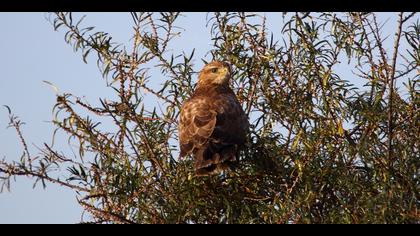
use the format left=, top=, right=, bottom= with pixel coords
left=0, top=12, right=408, bottom=223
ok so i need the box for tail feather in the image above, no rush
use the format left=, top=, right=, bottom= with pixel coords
left=193, top=144, right=237, bottom=176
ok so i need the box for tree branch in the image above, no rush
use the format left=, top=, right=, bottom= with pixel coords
left=388, top=12, right=404, bottom=163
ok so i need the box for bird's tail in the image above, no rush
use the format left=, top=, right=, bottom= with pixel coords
left=193, top=144, right=237, bottom=176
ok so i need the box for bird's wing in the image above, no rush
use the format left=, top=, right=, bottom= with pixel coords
left=210, top=93, right=249, bottom=145
left=178, top=97, right=217, bottom=157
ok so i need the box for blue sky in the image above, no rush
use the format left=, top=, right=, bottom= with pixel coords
left=0, top=12, right=411, bottom=223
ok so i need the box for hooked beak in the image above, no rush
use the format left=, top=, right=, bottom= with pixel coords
left=218, top=67, right=230, bottom=84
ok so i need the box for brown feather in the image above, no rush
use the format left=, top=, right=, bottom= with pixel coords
left=178, top=61, right=249, bottom=176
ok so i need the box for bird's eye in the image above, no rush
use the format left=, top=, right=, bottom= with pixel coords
left=211, top=68, right=218, bottom=73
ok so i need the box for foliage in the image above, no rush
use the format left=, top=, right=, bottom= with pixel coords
left=1, top=12, right=419, bottom=223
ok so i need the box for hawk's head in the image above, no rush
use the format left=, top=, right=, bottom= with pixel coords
left=197, top=61, right=231, bottom=87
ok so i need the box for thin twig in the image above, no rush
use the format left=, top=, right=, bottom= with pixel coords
left=0, top=165, right=89, bottom=192
left=402, top=12, right=416, bottom=24
left=7, top=114, right=32, bottom=168
left=78, top=200, right=136, bottom=224
left=387, top=12, right=404, bottom=163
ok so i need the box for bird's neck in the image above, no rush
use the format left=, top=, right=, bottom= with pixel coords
left=194, top=83, right=232, bottom=96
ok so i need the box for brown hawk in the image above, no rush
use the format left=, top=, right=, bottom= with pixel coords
left=178, top=61, right=249, bottom=176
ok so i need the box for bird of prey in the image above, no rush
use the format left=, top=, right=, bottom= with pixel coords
left=178, top=61, right=249, bottom=176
